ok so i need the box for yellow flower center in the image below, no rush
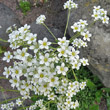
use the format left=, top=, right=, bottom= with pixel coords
left=72, top=52, right=75, bottom=56
left=44, top=58, right=48, bottom=62
left=40, top=73, right=44, bottom=78
left=43, top=42, right=47, bottom=46
left=51, top=78, right=55, bottom=82
left=61, top=50, right=65, bottom=54
left=60, top=67, right=64, bottom=71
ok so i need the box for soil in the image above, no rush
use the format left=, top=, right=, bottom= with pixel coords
left=0, top=0, right=108, bottom=110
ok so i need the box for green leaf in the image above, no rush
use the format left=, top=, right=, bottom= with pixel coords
left=89, top=104, right=99, bottom=110
left=107, top=93, right=110, bottom=108
left=95, top=90, right=102, bottom=103
left=87, top=79, right=96, bottom=90
left=101, top=88, right=110, bottom=92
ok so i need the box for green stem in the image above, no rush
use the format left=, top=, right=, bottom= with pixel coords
left=0, top=86, right=8, bottom=103
left=0, top=76, right=9, bottom=79
left=0, top=38, right=8, bottom=43
left=43, top=23, right=57, bottom=41
left=72, top=69, right=78, bottom=81
left=0, top=96, right=22, bottom=104
left=64, top=9, right=71, bottom=37
left=0, top=89, right=19, bottom=92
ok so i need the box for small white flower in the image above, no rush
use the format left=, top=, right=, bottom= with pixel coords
left=48, top=93, right=56, bottom=100
left=18, top=24, right=30, bottom=33
left=36, top=15, right=46, bottom=24
left=71, top=23, right=81, bottom=32
left=80, top=58, right=89, bottom=66
left=80, top=82, right=86, bottom=90
left=49, top=76, right=59, bottom=87
left=3, top=66, right=11, bottom=78
left=64, top=98, right=72, bottom=107
left=26, top=33, right=37, bottom=44
left=39, top=53, right=51, bottom=66
left=38, top=37, right=51, bottom=49
left=64, top=0, right=78, bottom=10
left=101, top=16, right=109, bottom=24
left=29, top=42, right=38, bottom=53
left=9, top=78, right=20, bottom=88
left=72, top=61, right=81, bottom=70
left=57, top=46, right=68, bottom=57
left=71, top=100, right=79, bottom=109
left=16, top=98, right=23, bottom=106
left=58, top=37, right=69, bottom=46
left=81, top=31, right=92, bottom=41
left=3, top=51, right=13, bottom=62
left=56, top=63, right=68, bottom=75
left=1, top=104, right=7, bottom=110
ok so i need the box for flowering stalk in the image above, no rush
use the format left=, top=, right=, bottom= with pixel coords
left=43, top=23, right=57, bottom=41
left=72, top=69, right=78, bottom=81
left=64, top=9, right=71, bottom=36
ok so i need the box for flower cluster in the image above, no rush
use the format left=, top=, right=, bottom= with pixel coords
left=1, top=99, right=23, bottom=110
left=71, top=19, right=92, bottom=49
left=63, top=0, right=78, bottom=10
left=2, top=23, right=88, bottom=109
left=1, top=1, right=109, bottom=110
left=36, top=15, right=46, bottom=24
left=92, top=6, right=109, bottom=24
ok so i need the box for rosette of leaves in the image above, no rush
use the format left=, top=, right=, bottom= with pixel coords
left=19, top=0, right=31, bottom=15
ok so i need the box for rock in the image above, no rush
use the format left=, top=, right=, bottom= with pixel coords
left=30, top=21, right=63, bottom=42
left=68, top=0, right=110, bottom=87
left=0, top=3, right=20, bottom=46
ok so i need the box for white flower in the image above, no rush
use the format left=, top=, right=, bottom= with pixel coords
left=29, top=42, right=38, bottom=53
left=71, top=100, right=79, bottom=109
left=38, top=37, right=51, bottom=49
left=6, top=26, right=12, bottom=33
left=79, top=19, right=88, bottom=28
left=92, top=11, right=101, bottom=21
left=14, top=48, right=29, bottom=61
left=69, top=48, right=79, bottom=60
left=64, top=98, right=72, bottom=107
left=11, top=66, right=22, bottom=79
left=3, top=51, right=13, bottom=62
left=80, top=58, right=89, bottom=66
left=35, top=71, right=47, bottom=83
left=64, top=0, right=78, bottom=10
left=71, top=23, right=81, bottom=32
left=66, top=91, right=73, bottom=98
left=57, top=46, right=68, bottom=57
left=80, top=82, right=86, bottom=90
left=9, top=78, right=20, bottom=88
left=92, top=6, right=109, bottom=23
left=72, top=61, right=81, bottom=70
left=58, top=37, right=69, bottom=46
left=18, top=24, right=30, bottom=33
left=56, top=63, right=68, bottom=75
left=81, top=31, right=92, bottom=41
left=26, top=33, right=37, bottom=44
left=1, top=104, right=7, bottom=110
left=48, top=93, right=56, bottom=100
left=101, top=16, right=109, bottom=24
left=36, top=15, right=46, bottom=24
left=49, top=76, right=59, bottom=87
left=16, top=98, right=23, bottom=106
left=39, top=53, right=51, bottom=66
left=3, top=66, right=11, bottom=78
